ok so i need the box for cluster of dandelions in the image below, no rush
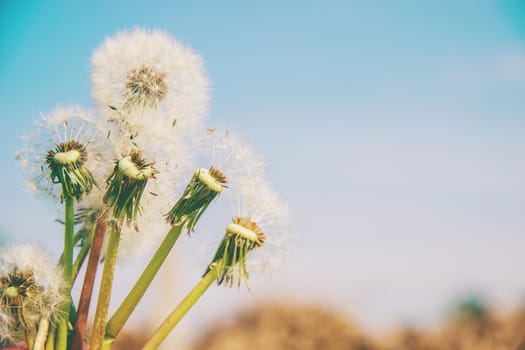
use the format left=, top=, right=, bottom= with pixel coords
left=9, top=28, right=289, bottom=350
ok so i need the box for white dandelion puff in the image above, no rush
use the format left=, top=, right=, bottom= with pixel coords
left=166, top=127, right=266, bottom=233
left=0, top=245, right=66, bottom=338
left=16, top=105, right=113, bottom=202
left=193, top=126, right=266, bottom=185
left=98, top=115, right=194, bottom=259
left=206, top=178, right=290, bottom=287
left=116, top=192, right=172, bottom=262
left=91, top=28, right=210, bottom=138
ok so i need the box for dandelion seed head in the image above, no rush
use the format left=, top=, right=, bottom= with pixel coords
left=206, top=177, right=290, bottom=288
left=165, top=127, right=266, bottom=232
left=192, top=127, right=266, bottom=185
left=17, top=105, right=113, bottom=202
left=0, top=245, right=66, bottom=334
left=123, top=64, right=168, bottom=111
left=92, top=28, right=210, bottom=138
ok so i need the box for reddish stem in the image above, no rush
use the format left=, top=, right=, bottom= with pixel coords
left=71, top=216, right=108, bottom=350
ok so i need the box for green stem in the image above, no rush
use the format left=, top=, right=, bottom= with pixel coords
left=45, top=324, right=56, bottom=350
left=33, top=317, right=50, bottom=350
left=90, top=224, right=121, bottom=350
left=57, top=193, right=75, bottom=350
left=143, top=269, right=217, bottom=350
left=58, top=230, right=87, bottom=266
left=71, top=222, right=96, bottom=285
left=25, top=329, right=35, bottom=350
left=104, top=225, right=183, bottom=345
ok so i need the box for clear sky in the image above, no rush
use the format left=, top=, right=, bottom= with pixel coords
left=1, top=0, right=525, bottom=344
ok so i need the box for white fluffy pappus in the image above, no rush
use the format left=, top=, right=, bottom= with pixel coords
left=91, top=28, right=209, bottom=139
left=16, top=105, right=114, bottom=202
left=0, top=311, right=13, bottom=342
left=77, top=125, right=191, bottom=217
left=114, top=169, right=174, bottom=262
left=97, top=117, right=196, bottom=260
left=165, top=126, right=267, bottom=233
left=191, top=126, right=266, bottom=188
left=0, top=245, right=66, bottom=337
left=230, top=178, right=291, bottom=275
left=201, top=176, right=290, bottom=287
left=116, top=194, right=172, bottom=262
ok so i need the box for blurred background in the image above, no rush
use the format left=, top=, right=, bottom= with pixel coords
left=1, top=1, right=525, bottom=349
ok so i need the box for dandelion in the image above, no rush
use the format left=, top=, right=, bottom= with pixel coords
left=143, top=178, right=289, bottom=350
left=103, top=150, right=157, bottom=225
left=207, top=178, right=289, bottom=287
left=166, top=127, right=265, bottom=233
left=0, top=245, right=66, bottom=343
left=16, top=105, right=111, bottom=202
left=91, top=28, right=209, bottom=137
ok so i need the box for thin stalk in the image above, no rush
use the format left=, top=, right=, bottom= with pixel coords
left=143, top=269, right=218, bottom=350
left=33, top=317, right=50, bottom=350
left=56, top=193, right=75, bottom=350
left=104, top=225, right=183, bottom=344
left=58, top=230, right=87, bottom=266
left=89, top=224, right=121, bottom=350
left=71, top=217, right=108, bottom=350
left=25, top=329, right=35, bottom=350
left=45, top=325, right=56, bottom=350
left=71, top=222, right=97, bottom=285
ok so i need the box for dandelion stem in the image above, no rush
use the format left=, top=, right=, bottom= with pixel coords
left=33, top=316, right=50, bottom=350
left=104, top=224, right=183, bottom=344
left=58, top=229, right=90, bottom=266
left=57, top=193, right=75, bottom=350
left=25, top=329, right=35, bottom=350
left=72, top=216, right=108, bottom=350
left=90, top=224, right=120, bottom=350
left=72, top=222, right=97, bottom=285
left=143, top=269, right=218, bottom=350
left=45, top=325, right=56, bottom=350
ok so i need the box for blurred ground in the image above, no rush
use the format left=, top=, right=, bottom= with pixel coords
left=186, top=300, right=525, bottom=350
left=4, top=299, right=523, bottom=349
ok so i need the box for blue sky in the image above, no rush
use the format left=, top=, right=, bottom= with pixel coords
left=1, top=0, right=525, bottom=343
